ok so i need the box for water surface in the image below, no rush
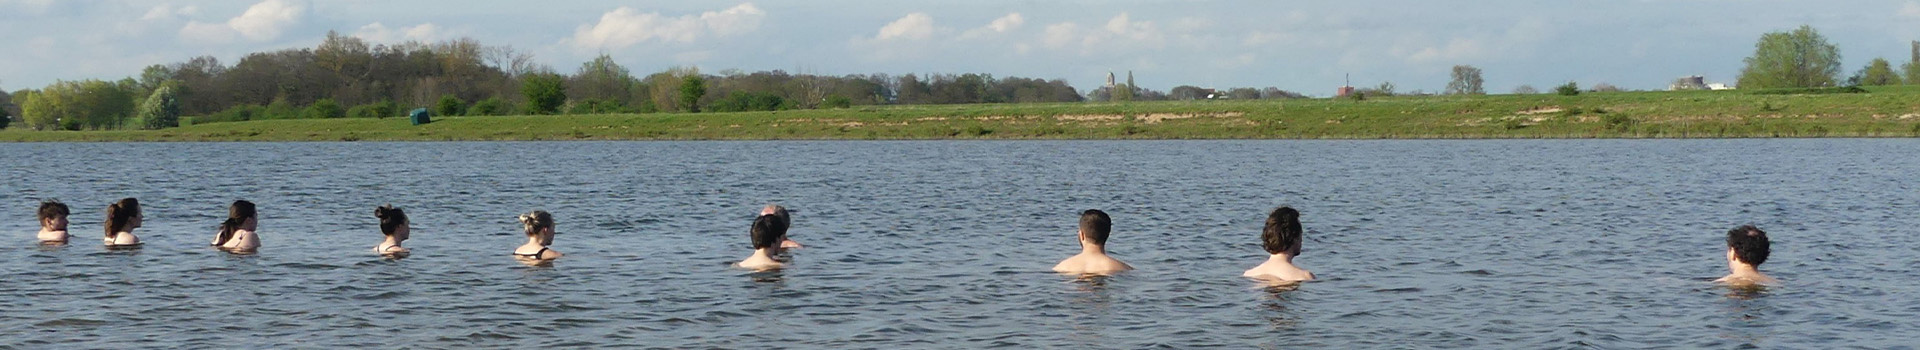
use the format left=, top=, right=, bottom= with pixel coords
left=3, top=140, right=1917, bottom=348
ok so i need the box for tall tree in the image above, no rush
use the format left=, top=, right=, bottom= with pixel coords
left=1736, top=25, right=1841, bottom=89
left=570, top=54, right=636, bottom=103
left=1446, top=65, right=1486, bottom=95
left=139, top=84, right=181, bottom=129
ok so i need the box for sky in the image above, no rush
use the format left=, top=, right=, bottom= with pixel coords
left=4, top=0, right=1920, bottom=96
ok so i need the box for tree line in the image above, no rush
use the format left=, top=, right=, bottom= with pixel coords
left=0, top=32, right=1090, bottom=131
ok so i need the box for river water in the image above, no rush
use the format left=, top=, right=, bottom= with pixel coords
left=2, top=140, right=1916, bottom=348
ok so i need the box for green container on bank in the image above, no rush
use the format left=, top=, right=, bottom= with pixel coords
left=409, top=108, right=431, bottom=125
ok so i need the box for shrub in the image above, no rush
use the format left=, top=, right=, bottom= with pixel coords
left=138, top=85, right=181, bottom=129
left=435, top=94, right=466, bottom=117
left=823, top=95, right=853, bottom=109
left=198, top=104, right=266, bottom=124
left=566, top=99, right=633, bottom=115
left=708, top=91, right=791, bottom=112
left=305, top=98, right=346, bottom=119
left=520, top=73, right=567, bottom=115
left=264, top=98, right=299, bottom=119
left=1556, top=82, right=1580, bottom=96
left=349, top=100, right=399, bottom=118
left=1602, top=113, right=1636, bottom=132
left=470, top=97, right=511, bottom=116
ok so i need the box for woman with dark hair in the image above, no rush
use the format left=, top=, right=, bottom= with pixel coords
left=103, top=198, right=143, bottom=246
left=373, top=205, right=410, bottom=255
left=1243, top=206, right=1314, bottom=282
left=37, top=199, right=71, bottom=243
left=211, top=200, right=259, bottom=251
left=512, top=211, right=561, bottom=260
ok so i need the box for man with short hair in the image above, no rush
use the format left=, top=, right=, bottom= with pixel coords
left=1715, top=225, right=1777, bottom=286
left=735, top=214, right=788, bottom=270
left=1052, top=209, right=1134, bottom=274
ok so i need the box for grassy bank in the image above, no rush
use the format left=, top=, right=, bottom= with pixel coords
left=7, top=86, right=1920, bottom=142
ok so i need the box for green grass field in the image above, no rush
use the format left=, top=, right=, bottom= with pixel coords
left=7, top=86, right=1920, bottom=142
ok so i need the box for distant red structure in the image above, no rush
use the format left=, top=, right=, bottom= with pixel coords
left=1336, top=86, right=1356, bottom=97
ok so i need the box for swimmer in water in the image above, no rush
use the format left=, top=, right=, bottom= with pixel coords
left=1243, top=207, right=1315, bottom=282
left=1715, top=225, right=1777, bottom=286
left=211, top=200, right=259, bottom=251
left=512, top=211, right=562, bottom=260
left=104, top=198, right=143, bottom=246
left=735, top=213, right=788, bottom=270
left=37, top=200, right=71, bottom=243
left=761, top=204, right=802, bottom=249
left=373, top=205, right=410, bottom=256
left=1052, top=209, right=1134, bottom=275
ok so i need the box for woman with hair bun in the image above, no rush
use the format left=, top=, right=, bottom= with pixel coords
left=103, top=198, right=143, bottom=246
left=512, top=211, right=561, bottom=260
left=373, top=205, right=411, bottom=255
left=211, top=200, right=259, bottom=251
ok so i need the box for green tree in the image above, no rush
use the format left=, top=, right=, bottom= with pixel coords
left=570, top=54, right=636, bottom=103
left=520, top=72, right=567, bottom=115
left=1852, top=58, right=1899, bottom=86
left=678, top=75, right=706, bottom=113
left=1736, top=25, right=1841, bottom=89
left=435, top=94, right=466, bottom=116
left=138, top=84, right=181, bottom=129
left=1446, top=65, right=1486, bottom=95
left=1116, top=71, right=1136, bottom=101
left=306, top=98, right=346, bottom=119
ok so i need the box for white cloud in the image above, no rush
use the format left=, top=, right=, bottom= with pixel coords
left=1393, top=19, right=1551, bottom=64
left=1038, top=13, right=1169, bottom=54
left=355, top=22, right=452, bottom=43
left=876, top=13, right=936, bottom=41
left=960, top=13, right=1024, bottom=39
left=1902, top=1, right=1920, bottom=19
left=141, top=5, right=198, bottom=21
left=569, top=3, right=766, bottom=50
left=177, top=0, right=304, bottom=44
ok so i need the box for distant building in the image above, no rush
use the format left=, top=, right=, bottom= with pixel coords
left=1105, top=72, right=1116, bottom=89
left=1707, top=83, right=1733, bottom=90
left=1336, top=86, right=1356, bottom=97
left=1669, top=75, right=1708, bottom=91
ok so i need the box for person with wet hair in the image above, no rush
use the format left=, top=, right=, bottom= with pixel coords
left=1052, top=209, right=1133, bottom=275
left=1244, top=207, right=1315, bottom=282
left=103, top=198, right=143, bottom=246
left=761, top=204, right=802, bottom=249
left=735, top=213, right=788, bottom=270
left=1715, top=225, right=1777, bottom=286
left=37, top=200, right=71, bottom=243
left=512, top=211, right=562, bottom=260
left=373, top=205, right=411, bottom=255
left=211, top=200, right=259, bottom=251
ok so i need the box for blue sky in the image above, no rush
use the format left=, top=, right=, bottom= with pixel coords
left=4, top=0, right=1920, bottom=96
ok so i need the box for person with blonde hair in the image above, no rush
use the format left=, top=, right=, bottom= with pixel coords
left=512, top=211, right=562, bottom=260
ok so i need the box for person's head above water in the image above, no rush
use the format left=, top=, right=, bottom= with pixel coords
left=1262, top=206, right=1303, bottom=256
left=105, top=198, right=142, bottom=239
left=375, top=205, right=408, bottom=238
left=213, top=200, right=256, bottom=246
left=761, top=204, right=789, bottom=222
left=1078, top=209, right=1111, bottom=246
left=519, top=210, right=554, bottom=242
left=750, top=213, right=788, bottom=250
left=39, top=199, right=70, bottom=230
left=1726, top=225, right=1769, bottom=266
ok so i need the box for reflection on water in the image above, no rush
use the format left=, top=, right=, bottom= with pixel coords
left=1258, top=283, right=1303, bottom=330
left=3, top=140, right=1918, bottom=348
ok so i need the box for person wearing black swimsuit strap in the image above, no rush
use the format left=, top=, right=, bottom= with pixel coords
left=374, top=205, right=411, bottom=256
left=513, top=211, right=561, bottom=260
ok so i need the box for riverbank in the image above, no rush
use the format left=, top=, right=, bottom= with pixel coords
left=6, top=86, right=1920, bottom=141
